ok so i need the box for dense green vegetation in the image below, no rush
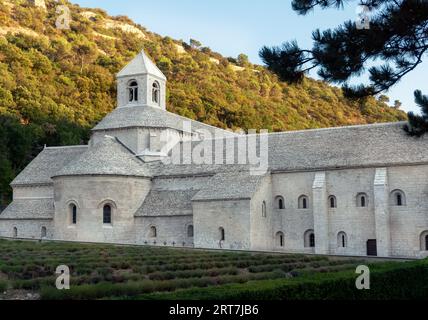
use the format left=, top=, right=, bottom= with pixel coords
left=0, top=239, right=380, bottom=300
left=0, top=239, right=424, bottom=300
left=138, top=259, right=428, bottom=300
left=0, top=0, right=406, bottom=206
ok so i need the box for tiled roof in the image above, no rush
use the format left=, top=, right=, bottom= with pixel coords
left=117, top=50, right=166, bottom=80
left=135, top=189, right=198, bottom=217
left=0, top=198, right=54, bottom=220
left=92, top=105, right=233, bottom=136
left=163, top=122, right=428, bottom=174
left=266, top=122, right=428, bottom=171
left=11, top=146, right=87, bottom=186
left=192, top=171, right=267, bottom=201
left=54, top=136, right=150, bottom=178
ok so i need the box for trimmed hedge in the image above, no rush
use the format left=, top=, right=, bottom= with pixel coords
left=0, top=281, right=7, bottom=292
left=137, top=260, right=428, bottom=300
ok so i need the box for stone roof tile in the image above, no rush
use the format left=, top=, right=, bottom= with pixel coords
left=135, top=189, right=198, bottom=217
left=11, top=146, right=87, bottom=186
left=54, top=136, right=150, bottom=178
left=0, top=198, right=54, bottom=220
left=192, top=171, right=266, bottom=201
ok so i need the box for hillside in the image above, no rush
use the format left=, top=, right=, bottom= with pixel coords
left=0, top=0, right=406, bottom=204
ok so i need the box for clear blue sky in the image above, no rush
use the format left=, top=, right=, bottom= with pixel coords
left=72, top=0, right=427, bottom=113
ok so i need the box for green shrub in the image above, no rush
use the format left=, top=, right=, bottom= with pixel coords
left=0, top=281, right=7, bottom=292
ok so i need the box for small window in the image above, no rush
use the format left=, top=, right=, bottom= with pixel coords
left=150, top=226, right=157, bottom=238
left=262, top=201, right=267, bottom=217
left=390, top=190, right=406, bottom=206
left=298, top=195, right=309, bottom=209
left=219, top=227, right=225, bottom=241
left=304, top=229, right=315, bottom=248
left=276, top=232, right=284, bottom=247
left=128, top=80, right=138, bottom=102
left=13, top=227, right=17, bottom=238
left=329, top=195, right=337, bottom=208
left=41, top=226, right=47, bottom=239
left=420, top=231, right=428, bottom=251
left=103, top=204, right=112, bottom=224
left=187, top=225, right=194, bottom=238
left=309, top=234, right=315, bottom=247
left=357, top=193, right=368, bottom=207
left=337, top=231, right=347, bottom=248
left=70, top=204, right=77, bottom=225
left=152, top=81, right=160, bottom=104
left=275, top=196, right=285, bottom=209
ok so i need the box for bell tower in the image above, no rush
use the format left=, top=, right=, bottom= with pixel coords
left=116, top=50, right=167, bottom=110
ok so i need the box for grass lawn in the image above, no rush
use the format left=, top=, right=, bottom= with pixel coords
left=0, top=239, right=424, bottom=300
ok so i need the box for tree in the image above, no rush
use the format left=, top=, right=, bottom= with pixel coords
left=378, top=95, right=389, bottom=104
left=393, top=100, right=402, bottom=109
left=189, top=39, right=202, bottom=49
left=404, top=91, right=428, bottom=137
left=259, top=0, right=428, bottom=98
left=237, top=54, right=249, bottom=67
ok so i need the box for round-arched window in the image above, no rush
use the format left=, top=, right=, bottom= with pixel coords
left=103, top=204, right=112, bottom=224
left=390, top=190, right=406, bottom=206
left=337, top=231, right=347, bottom=248
left=329, top=195, right=337, bottom=208
left=356, top=193, right=368, bottom=207
left=128, top=80, right=138, bottom=102
left=298, top=195, right=309, bottom=209
left=152, top=81, right=160, bottom=104
left=187, top=225, right=194, bottom=238
left=150, top=226, right=157, bottom=238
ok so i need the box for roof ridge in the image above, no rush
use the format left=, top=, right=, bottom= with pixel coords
left=44, top=145, right=88, bottom=150
left=182, top=121, right=407, bottom=142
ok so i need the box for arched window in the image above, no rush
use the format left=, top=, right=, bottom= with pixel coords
left=262, top=201, right=267, bottom=217
left=328, top=195, right=337, bottom=208
left=420, top=231, right=428, bottom=251
left=103, top=204, right=112, bottom=224
left=309, top=234, right=315, bottom=247
left=275, top=196, right=285, bottom=209
left=152, top=81, right=160, bottom=104
left=150, top=226, right=157, bottom=238
left=128, top=80, right=138, bottom=102
left=390, top=190, right=406, bottom=206
left=41, top=226, right=47, bottom=239
left=304, top=229, right=315, bottom=248
left=219, top=227, right=225, bottom=241
left=357, top=193, right=368, bottom=207
left=337, top=231, right=347, bottom=248
left=298, top=195, right=309, bottom=209
left=13, top=227, right=17, bottom=238
left=70, top=204, right=77, bottom=225
left=187, top=225, right=194, bottom=238
left=276, top=232, right=284, bottom=247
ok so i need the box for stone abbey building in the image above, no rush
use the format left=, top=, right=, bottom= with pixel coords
left=1, top=50, right=428, bottom=258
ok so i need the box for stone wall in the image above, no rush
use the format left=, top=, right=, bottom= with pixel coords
left=135, top=215, right=193, bottom=247
left=250, top=175, right=273, bottom=251
left=268, top=165, right=428, bottom=258
left=0, top=219, right=52, bottom=239
left=193, top=199, right=251, bottom=250
left=52, top=175, right=151, bottom=244
left=271, top=171, right=316, bottom=254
